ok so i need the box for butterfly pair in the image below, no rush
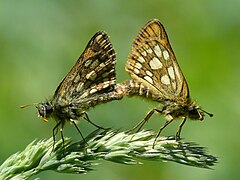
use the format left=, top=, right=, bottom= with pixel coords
left=23, top=19, right=212, bottom=148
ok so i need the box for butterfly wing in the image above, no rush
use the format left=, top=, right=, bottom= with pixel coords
left=125, top=19, right=189, bottom=101
left=53, top=32, right=117, bottom=108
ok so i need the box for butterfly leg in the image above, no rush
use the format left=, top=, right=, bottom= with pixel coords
left=60, top=122, right=65, bottom=148
left=52, top=121, right=61, bottom=152
left=129, top=108, right=163, bottom=133
left=70, top=119, right=87, bottom=145
left=153, top=117, right=174, bottom=148
left=175, top=117, right=187, bottom=141
left=81, top=111, right=106, bottom=130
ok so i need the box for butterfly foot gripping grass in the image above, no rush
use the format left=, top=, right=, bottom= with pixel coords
left=21, top=32, right=125, bottom=149
left=121, top=19, right=213, bottom=147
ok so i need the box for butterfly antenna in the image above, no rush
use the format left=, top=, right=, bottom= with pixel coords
left=20, top=103, right=37, bottom=109
left=202, top=109, right=213, bottom=117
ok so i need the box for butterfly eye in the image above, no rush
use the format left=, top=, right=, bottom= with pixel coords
left=37, top=103, right=53, bottom=118
left=45, top=103, right=53, bottom=113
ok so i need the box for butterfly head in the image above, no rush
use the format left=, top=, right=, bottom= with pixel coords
left=36, top=102, right=53, bottom=122
left=188, top=104, right=213, bottom=120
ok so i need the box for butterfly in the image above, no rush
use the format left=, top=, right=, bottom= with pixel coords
left=22, top=32, right=124, bottom=148
left=123, top=19, right=213, bottom=146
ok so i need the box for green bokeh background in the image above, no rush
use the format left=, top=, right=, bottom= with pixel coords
left=0, top=0, right=239, bottom=179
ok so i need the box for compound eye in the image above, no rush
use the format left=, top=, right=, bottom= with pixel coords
left=41, top=106, right=45, bottom=111
left=46, top=104, right=53, bottom=113
left=37, top=103, right=53, bottom=118
left=37, top=104, right=46, bottom=117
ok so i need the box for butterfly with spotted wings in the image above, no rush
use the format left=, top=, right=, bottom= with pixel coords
left=21, top=32, right=124, bottom=148
left=121, top=19, right=213, bottom=146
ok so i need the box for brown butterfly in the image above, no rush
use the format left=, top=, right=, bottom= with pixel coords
left=122, top=19, right=213, bottom=146
left=22, top=32, right=124, bottom=148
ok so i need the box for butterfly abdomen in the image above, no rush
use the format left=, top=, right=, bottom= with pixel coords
left=119, top=79, right=162, bottom=101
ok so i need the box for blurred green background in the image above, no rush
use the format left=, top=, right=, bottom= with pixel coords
left=0, top=0, right=240, bottom=179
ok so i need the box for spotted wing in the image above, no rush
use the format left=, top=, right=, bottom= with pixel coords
left=53, top=32, right=117, bottom=107
left=125, top=19, right=189, bottom=101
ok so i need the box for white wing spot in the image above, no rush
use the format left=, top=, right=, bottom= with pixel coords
left=144, top=76, right=153, bottom=84
left=99, top=62, right=105, bottom=68
left=168, top=66, right=175, bottom=80
left=130, top=80, right=135, bottom=88
left=135, top=62, right=142, bottom=69
left=100, top=39, right=106, bottom=46
left=102, top=83, right=110, bottom=89
left=146, top=70, right=153, bottom=77
left=84, top=59, right=92, bottom=67
left=173, top=61, right=181, bottom=80
left=142, top=51, right=147, bottom=56
left=74, top=75, right=81, bottom=83
left=134, top=68, right=140, bottom=74
left=90, top=88, right=97, bottom=94
left=95, top=34, right=102, bottom=41
left=146, top=48, right=153, bottom=54
left=163, top=50, right=170, bottom=60
left=137, top=56, right=145, bottom=63
left=172, top=81, right=177, bottom=90
left=149, top=57, right=162, bottom=69
left=80, top=91, right=89, bottom=98
left=76, top=82, right=84, bottom=92
left=86, top=71, right=96, bottom=80
left=161, top=74, right=170, bottom=85
left=154, top=45, right=162, bottom=57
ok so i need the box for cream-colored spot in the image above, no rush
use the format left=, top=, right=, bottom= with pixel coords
left=154, top=45, right=162, bottom=57
left=76, top=82, right=84, bottom=92
left=172, top=81, right=177, bottom=90
left=149, top=57, right=162, bottom=69
left=90, top=88, right=97, bottom=94
left=102, top=83, right=110, bottom=89
left=146, top=48, right=153, bottom=54
left=99, top=96, right=104, bottom=101
left=144, top=76, right=153, bottom=84
left=146, top=70, right=153, bottom=77
left=173, top=62, right=181, bottom=80
left=135, top=62, right=142, bottom=69
left=168, top=66, right=175, bottom=80
left=142, top=51, right=147, bottom=56
left=161, top=74, right=170, bottom=85
left=100, top=39, right=106, bottom=45
left=137, top=56, right=145, bottom=63
left=102, top=78, right=110, bottom=84
left=80, top=91, right=89, bottom=98
left=85, top=60, right=92, bottom=67
left=99, top=62, right=105, bottom=68
left=95, top=34, right=102, bottom=41
left=163, top=50, right=170, bottom=60
left=74, top=75, right=81, bottom=83
left=134, top=68, right=140, bottom=74
left=130, top=80, right=135, bottom=88
left=86, top=71, right=96, bottom=80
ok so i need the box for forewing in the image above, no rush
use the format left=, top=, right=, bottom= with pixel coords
left=53, top=32, right=116, bottom=104
left=125, top=19, right=189, bottom=100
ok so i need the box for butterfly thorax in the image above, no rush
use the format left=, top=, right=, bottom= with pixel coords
left=37, top=84, right=125, bottom=122
left=36, top=100, right=81, bottom=122
left=162, top=99, right=204, bottom=121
